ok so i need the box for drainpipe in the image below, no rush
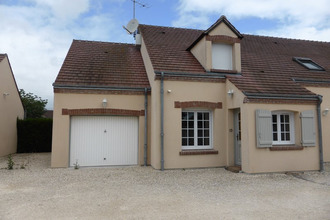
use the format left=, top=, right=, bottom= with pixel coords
left=144, top=88, right=148, bottom=166
left=160, top=72, right=165, bottom=171
left=317, top=95, right=324, bottom=172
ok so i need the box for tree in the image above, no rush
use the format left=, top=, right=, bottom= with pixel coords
left=19, top=89, right=48, bottom=118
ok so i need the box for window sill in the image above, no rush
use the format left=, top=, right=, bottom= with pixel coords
left=269, top=145, right=303, bottom=151
left=179, top=150, right=218, bottom=156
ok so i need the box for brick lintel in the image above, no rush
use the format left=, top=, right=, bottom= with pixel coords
left=62, top=108, right=144, bottom=116
left=175, top=101, right=222, bottom=109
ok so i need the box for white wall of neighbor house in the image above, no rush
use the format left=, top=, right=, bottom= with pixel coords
left=51, top=92, right=150, bottom=168
left=306, top=87, right=330, bottom=162
left=0, top=56, right=24, bottom=156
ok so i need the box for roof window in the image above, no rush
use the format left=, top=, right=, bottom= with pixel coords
left=293, top=57, right=324, bottom=71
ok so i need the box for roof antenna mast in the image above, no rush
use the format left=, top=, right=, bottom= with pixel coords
left=123, top=0, right=149, bottom=38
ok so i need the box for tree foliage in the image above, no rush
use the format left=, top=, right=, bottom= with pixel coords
left=19, top=89, right=48, bottom=118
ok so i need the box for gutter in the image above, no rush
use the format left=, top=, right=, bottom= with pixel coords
left=144, top=88, right=148, bottom=166
left=154, top=71, right=232, bottom=79
left=245, top=92, right=324, bottom=172
left=53, top=84, right=151, bottom=92
left=243, top=92, right=319, bottom=101
left=317, top=95, right=324, bottom=172
left=160, top=72, right=165, bottom=171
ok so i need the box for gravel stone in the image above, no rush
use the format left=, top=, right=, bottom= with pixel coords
left=0, top=153, right=329, bottom=219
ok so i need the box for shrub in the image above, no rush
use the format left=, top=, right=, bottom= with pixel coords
left=17, top=118, right=52, bottom=153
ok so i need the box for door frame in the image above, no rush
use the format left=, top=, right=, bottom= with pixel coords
left=234, top=109, right=241, bottom=166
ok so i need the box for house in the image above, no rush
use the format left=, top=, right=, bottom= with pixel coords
left=51, top=16, right=330, bottom=173
left=0, top=54, right=24, bottom=156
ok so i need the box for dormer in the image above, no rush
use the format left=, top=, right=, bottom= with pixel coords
left=187, top=16, right=243, bottom=73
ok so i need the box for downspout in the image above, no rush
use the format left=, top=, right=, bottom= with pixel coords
left=160, top=72, right=165, bottom=171
left=317, top=95, right=324, bottom=172
left=144, top=88, right=148, bottom=166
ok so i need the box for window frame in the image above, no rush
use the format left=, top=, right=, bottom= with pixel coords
left=181, top=109, right=213, bottom=150
left=271, top=111, right=295, bottom=145
left=293, top=57, right=325, bottom=71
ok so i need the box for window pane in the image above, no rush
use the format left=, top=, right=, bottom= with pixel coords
left=273, top=133, right=278, bottom=141
left=280, top=115, right=284, bottom=123
left=198, top=121, right=203, bottom=128
left=188, top=112, right=194, bottom=120
left=198, top=113, right=203, bottom=120
left=188, top=121, right=194, bottom=128
left=189, top=138, right=194, bottom=145
left=198, top=138, right=203, bottom=145
left=182, top=121, right=187, bottom=128
left=273, top=124, right=277, bottom=132
left=182, top=138, right=187, bottom=146
left=182, top=130, right=187, bottom=137
left=182, top=112, right=187, bottom=120
left=281, top=124, right=284, bottom=132
left=198, top=129, right=203, bottom=137
left=204, top=129, right=209, bottom=137
left=286, top=133, right=290, bottom=140
left=188, top=129, right=194, bottom=137
left=285, top=124, right=290, bottom=132
left=204, top=113, right=209, bottom=120
left=281, top=133, right=284, bottom=140
left=272, top=115, right=277, bottom=123
left=285, top=115, right=289, bottom=122
left=204, top=138, right=209, bottom=145
left=204, top=121, right=209, bottom=128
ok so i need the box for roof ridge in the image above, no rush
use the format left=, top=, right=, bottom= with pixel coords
left=73, top=39, right=135, bottom=46
left=243, top=33, right=330, bottom=44
left=139, top=24, right=203, bottom=32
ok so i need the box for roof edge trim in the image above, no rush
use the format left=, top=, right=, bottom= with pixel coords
left=244, top=92, right=319, bottom=101
left=154, top=71, right=228, bottom=78
left=53, top=84, right=151, bottom=91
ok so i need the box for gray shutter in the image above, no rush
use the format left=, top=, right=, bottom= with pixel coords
left=301, top=110, right=316, bottom=147
left=256, top=109, right=272, bottom=148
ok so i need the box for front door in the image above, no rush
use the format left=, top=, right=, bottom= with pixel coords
left=234, top=110, right=241, bottom=166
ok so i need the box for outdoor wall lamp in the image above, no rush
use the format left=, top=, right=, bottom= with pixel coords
left=102, top=98, right=107, bottom=108
left=323, top=108, right=329, bottom=116
left=227, top=89, right=234, bottom=97
left=167, top=89, right=172, bottom=93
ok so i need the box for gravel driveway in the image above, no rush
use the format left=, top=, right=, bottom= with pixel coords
left=0, top=153, right=329, bottom=220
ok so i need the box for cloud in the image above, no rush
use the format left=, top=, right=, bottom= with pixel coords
left=174, top=0, right=330, bottom=41
left=0, top=0, right=132, bottom=109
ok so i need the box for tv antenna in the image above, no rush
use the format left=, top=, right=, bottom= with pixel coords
left=123, top=0, right=149, bottom=37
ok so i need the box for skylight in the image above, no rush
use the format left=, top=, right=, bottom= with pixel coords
left=293, top=57, right=325, bottom=71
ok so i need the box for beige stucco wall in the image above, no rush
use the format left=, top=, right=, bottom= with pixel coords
left=306, top=87, right=330, bottom=162
left=153, top=80, right=227, bottom=169
left=243, top=103, right=319, bottom=173
left=0, top=56, right=24, bottom=156
left=51, top=92, right=149, bottom=167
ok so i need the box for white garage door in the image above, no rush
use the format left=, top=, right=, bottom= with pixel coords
left=70, top=116, right=138, bottom=167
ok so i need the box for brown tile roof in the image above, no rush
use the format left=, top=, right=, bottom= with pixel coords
left=228, top=35, right=330, bottom=96
left=140, top=24, right=330, bottom=97
left=139, top=25, right=206, bottom=73
left=54, top=40, right=150, bottom=89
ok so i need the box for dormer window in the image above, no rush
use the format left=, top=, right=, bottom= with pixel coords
left=293, top=57, right=325, bottom=71
left=212, top=43, right=233, bottom=70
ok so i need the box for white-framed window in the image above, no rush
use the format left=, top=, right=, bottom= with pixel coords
left=272, top=111, right=295, bottom=145
left=212, top=43, right=233, bottom=70
left=256, top=109, right=315, bottom=148
left=181, top=110, right=213, bottom=150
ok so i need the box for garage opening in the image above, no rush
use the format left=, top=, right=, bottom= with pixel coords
left=70, top=116, right=138, bottom=167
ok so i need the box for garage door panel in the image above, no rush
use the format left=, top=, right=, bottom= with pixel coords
left=70, top=116, right=138, bottom=167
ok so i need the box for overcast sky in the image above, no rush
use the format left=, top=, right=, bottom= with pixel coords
left=1, top=0, right=329, bottom=109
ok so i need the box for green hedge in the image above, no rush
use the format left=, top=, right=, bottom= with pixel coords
left=17, top=118, right=53, bottom=153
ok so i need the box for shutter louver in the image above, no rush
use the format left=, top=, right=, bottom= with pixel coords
left=301, top=110, right=316, bottom=147
left=256, top=109, right=272, bottom=148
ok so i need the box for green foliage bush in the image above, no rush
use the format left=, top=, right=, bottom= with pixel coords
left=17, top=118, right=52, bottom=153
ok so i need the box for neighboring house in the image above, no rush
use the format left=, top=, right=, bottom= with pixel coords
left=51, top=16, right=330, bottom=173
left=0, top=54, right=24, bottom=156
